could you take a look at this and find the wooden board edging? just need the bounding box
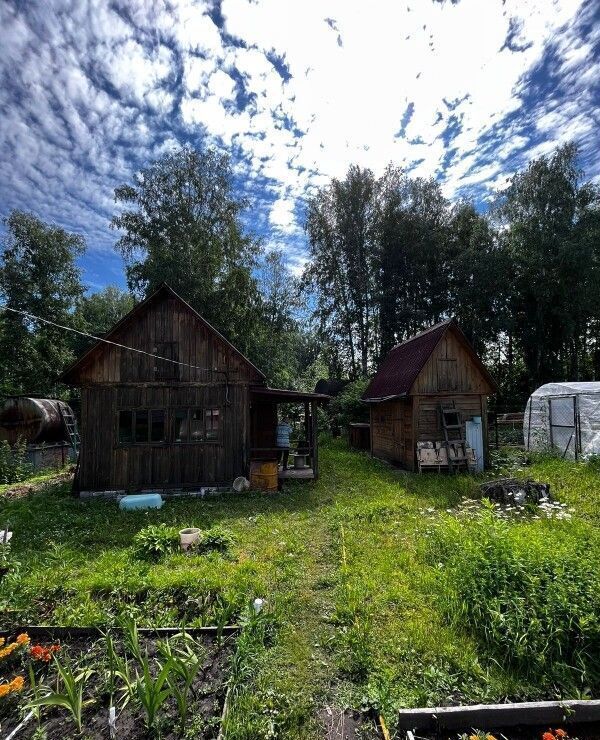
[0,625,240,640]
[396,700,600,730]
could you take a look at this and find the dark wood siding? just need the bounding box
[75,295,262,386]
[79,383,249,490]
[74,291,258,491]
[370,398,413,469]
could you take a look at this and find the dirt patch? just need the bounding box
[319,707,375,739]
[0,469,73,500]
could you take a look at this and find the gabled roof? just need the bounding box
[60,283,265,384]
[362,318,497,402]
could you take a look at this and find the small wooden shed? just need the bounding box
[61,284,327,493]
[362,319,497,471]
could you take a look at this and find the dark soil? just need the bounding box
[0,630,234,739]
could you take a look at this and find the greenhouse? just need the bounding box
[524,382,600,459]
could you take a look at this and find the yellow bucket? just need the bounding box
[250,459,278,491]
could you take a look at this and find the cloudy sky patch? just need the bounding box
[0,0,598,287]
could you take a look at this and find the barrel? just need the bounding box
[0,398,71,446]
[249,459,278,491]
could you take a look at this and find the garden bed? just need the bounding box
[0,626,236,739]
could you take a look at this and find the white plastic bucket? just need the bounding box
[179,527,201,551]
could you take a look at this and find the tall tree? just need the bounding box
[496,143,600,389]
[377,168,451,354]
[72,285,135,356]
[0,210,85,396]
[111,145,261,352]
[304,165,378,378]
[252,250,304,388]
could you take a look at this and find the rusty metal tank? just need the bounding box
[0,397,72,446]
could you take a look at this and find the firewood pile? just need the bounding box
[480,477,551,505]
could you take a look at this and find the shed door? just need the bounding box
[549,396,579,458]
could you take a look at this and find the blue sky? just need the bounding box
[0,0,599,291]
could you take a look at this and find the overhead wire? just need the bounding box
[0,303,224,375]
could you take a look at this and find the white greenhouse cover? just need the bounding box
[523,381,600,459]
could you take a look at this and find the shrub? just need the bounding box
[132,524,179,561]
[197,527,235,555]
[0,438,32,485]
[429,515,600,691]
[328,378,369,431]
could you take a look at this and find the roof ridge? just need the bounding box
[390,318,453,351]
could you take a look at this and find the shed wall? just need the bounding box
[79,384,249,490]
[74,295,262,385]
[411,330,494,395]
[370,398,414,468]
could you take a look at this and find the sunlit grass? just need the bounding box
[3,441,600,736]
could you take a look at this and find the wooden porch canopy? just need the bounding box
[249,387,329,479]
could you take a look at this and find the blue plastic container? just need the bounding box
[119,493,164,511]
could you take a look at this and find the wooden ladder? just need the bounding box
[57,402,80,456]
[439,401,470,473]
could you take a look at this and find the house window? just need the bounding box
[119,409,133,444]
[135,410,149,443]
[118,407,222,445]
[154,342,179,381]
[173,408,222,444]
[173,408,189,442]
[205,408,220,441]
[151,410,166,443]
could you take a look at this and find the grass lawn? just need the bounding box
[2,440,600,737]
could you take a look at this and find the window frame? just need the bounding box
[116,406,223,447]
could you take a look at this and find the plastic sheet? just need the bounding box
[523,382,600,459]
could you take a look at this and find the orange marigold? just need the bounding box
[555,731,567,739]
[9,676,24,692]
[16,633,29,645]
[486,735,498,740]
[0,637,5,647]
[543,732,555,740]
[0,684,10,698]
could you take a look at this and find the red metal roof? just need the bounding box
[362,320,452,401]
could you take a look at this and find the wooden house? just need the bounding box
[362,319,497,471]
[61,284,327,493]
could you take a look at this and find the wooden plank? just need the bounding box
[396,700,600,731]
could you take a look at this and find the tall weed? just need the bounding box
[429,514,600,692]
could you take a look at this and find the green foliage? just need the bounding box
[158,634,205,733]
[198,527,235,555]
[304,165,379,379]
[0,438,31,484]
[6,443,600,737]
[132,523,179,562]
[429,514,600,691]
[111,145,262,356]
[30,655,94,733]
[72,286,134,356]
[496,142,600,390]
[0,210,85,396]
[328,378,369,429]
[130,651,174,732]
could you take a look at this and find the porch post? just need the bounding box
[311,399,319,479]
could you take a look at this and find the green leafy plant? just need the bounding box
[30,655,94,734]
[197,527,235,554]
[0,438,32,484]
[131,651,174,732]
[159,634,204,733]
[132,523,178,561]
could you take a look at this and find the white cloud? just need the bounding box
[0,0,597,286]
